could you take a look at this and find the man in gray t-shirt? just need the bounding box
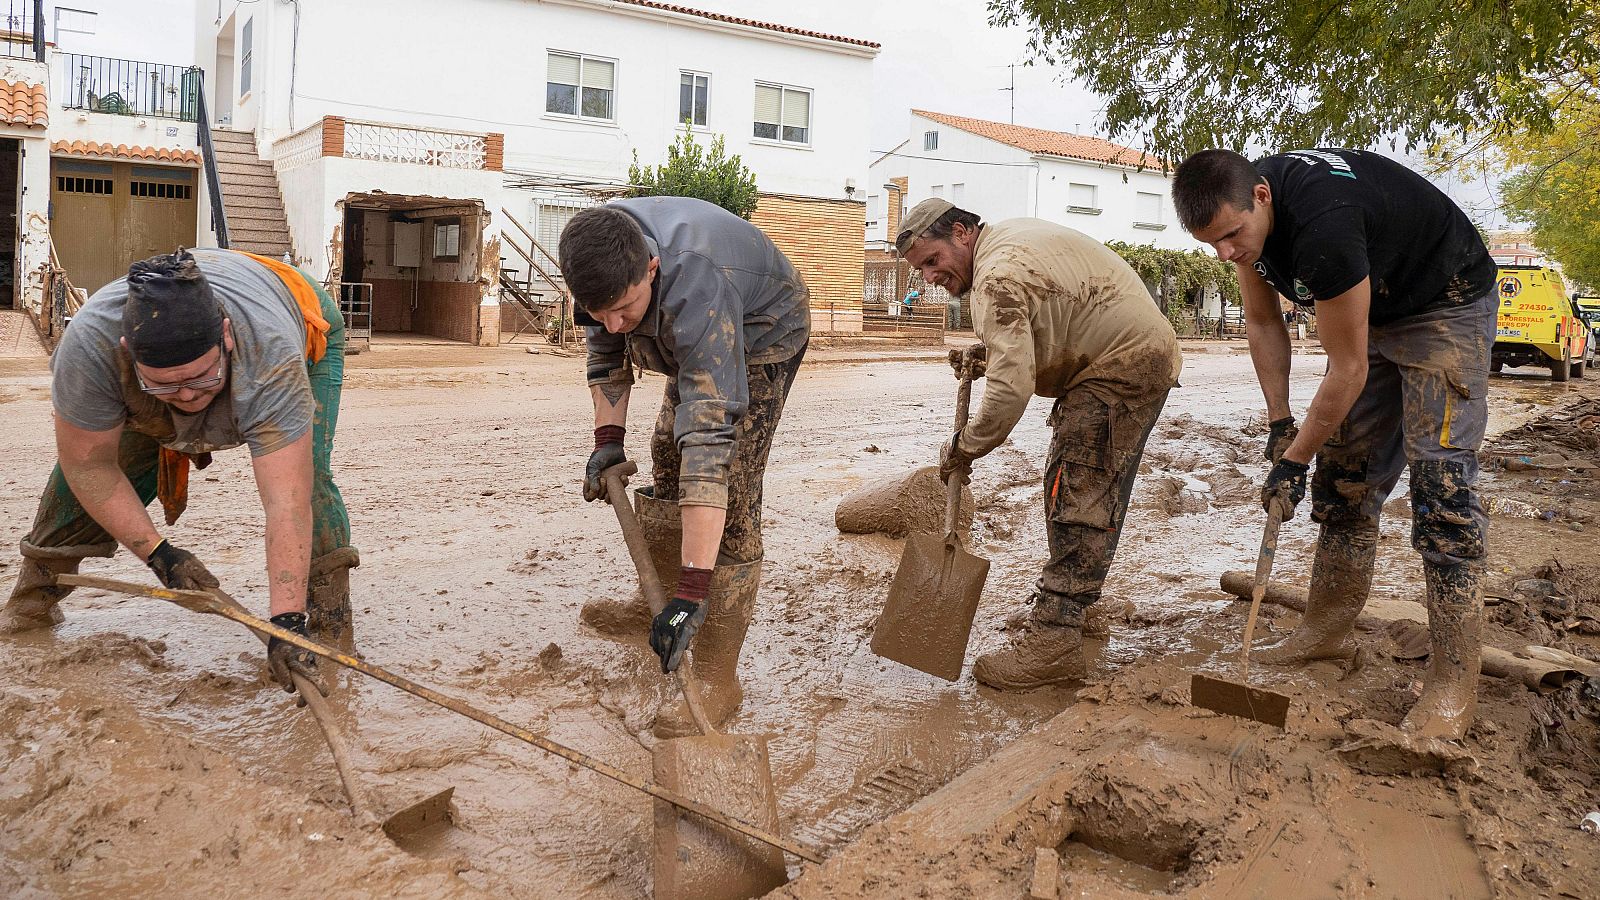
[2,249,356,698]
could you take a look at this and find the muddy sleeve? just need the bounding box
[668,254,746,509]
[585,327,634,386]
[961,275,1036,457]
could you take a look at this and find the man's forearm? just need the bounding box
[1281,365,1365,465]
[680,504,726,571]
[59,461,162,560]
[263,504,312,616]
[1244,309,1293,420]
[591,382,630,428]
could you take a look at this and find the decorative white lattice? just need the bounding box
[270,121,324,172]
[343,121,487,170]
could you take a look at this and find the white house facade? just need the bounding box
[868,110,1205,254]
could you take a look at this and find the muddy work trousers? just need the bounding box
[1034,386,1169,627]
[649,346,806,565]
[1310,291,1497,567]
[19,279,351,575]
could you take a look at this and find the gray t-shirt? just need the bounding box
[51,248,312,457]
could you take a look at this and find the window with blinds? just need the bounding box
[1135,191,1164,228]
[679,71,709,127]
[535,201,592,259]
[753,82,811,145]
[1067,182,1099,213]
[547,51,616,120]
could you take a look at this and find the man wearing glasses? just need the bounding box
[1,249,354,698]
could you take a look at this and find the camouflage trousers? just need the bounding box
[1034,385,1169,627]
[650,346,806,565]
[1312,290,1497,566]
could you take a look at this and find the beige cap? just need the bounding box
[895,198,955,255]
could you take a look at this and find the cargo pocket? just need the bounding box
[1045,393,1120,531]
[1439,367,1488,451]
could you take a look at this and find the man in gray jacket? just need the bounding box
[560,196,809,738]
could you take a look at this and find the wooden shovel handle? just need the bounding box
[601,464,718,738]
[1239,504,1284,679]
[944,373,973,539]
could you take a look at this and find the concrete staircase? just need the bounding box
[207,129,293,258]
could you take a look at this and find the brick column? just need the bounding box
[484,133,504,172]
[320,116,346,157]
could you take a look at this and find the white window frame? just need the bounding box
[54,7,96,39]
[1133,191,1166,230]
[545,50,618,124]
[951,183,965,206]
[752,81,812,148]
[239,17,253,99]
[923,130,939,151]
[1067,182,1100,215]
[433,220,461,260]
[678,70,710,129]
[930,185,944,199]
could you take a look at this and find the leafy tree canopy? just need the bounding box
[989,1,1600,160]
[628,125,760,219]
[1500,83,1600,292]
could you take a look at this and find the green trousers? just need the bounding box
[22,271,350,565]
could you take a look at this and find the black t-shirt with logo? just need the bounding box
[1253,149,1495,326]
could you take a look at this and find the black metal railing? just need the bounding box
[59,54,202,121]
[193,69,229,248]
[0,0,42,62]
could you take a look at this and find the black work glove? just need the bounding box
[650,598,707,674]
[1261,458,1310,520]
[267,611,326,703]
[583,425,627,502]
[1265,415,1299,464]
[145,539,221,591]
[940,430,974,485]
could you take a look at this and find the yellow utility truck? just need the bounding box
[1491,266,1590,381]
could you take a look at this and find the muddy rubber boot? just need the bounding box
[1256,522,1377,666]
[307,547,360,640]
[972,621,1088,690]
[1400,561,1484,741]
[582,488,681,635]
[654,558,761,738]
[1,555,79,634]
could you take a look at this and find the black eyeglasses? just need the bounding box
[136,346,228,396]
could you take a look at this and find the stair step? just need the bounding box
[213,162,276,177]
[209,131,257,145]
[219,181,285,196]
[217,192,283,208]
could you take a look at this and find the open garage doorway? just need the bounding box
[336,193,486,345]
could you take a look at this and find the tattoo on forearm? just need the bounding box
[598,382,628,407]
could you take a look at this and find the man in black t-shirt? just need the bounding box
[1172,149,1497,744]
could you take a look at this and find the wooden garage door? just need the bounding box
[51,159,199,295]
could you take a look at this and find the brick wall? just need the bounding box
[410,282,481,343]
[751,193,866,333]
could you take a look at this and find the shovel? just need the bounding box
[59,573,819,867]
[599,462,788,900]
[870,363,991,681]
[1189,504,1293,728]
[59,575,458,846]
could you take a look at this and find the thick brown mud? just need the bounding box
[1,339,1597,897]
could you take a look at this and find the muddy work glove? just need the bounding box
[1265,416,1299,464]
[144,539,221,591]
[649,566,712,673]
[1261,458,1310,520]
[940,430,975,485]
[266,611,326,702]
[583,425,627,502]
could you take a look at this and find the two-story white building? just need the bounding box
[867,110,1204,254]
[188,0,878,345]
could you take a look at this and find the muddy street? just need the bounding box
[3,340,1599,897]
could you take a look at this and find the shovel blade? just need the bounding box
[654,733,786,900]
[381,787,456,848]
[1189,674,1290,728]
[871,533,991,681]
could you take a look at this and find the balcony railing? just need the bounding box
[0,0,42,62]
[58,54,202,121]
[272,116,505,173]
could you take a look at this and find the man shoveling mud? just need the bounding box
[1173,149,1497,743]
[561,197,808,736]
[897,199,1182,689]
[0,249,359,696]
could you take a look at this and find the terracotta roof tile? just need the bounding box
[914,110,1160,169]
[51,140,201,165]
[0,79,47,129]
[611,0,878,49]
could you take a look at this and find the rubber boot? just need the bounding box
[653,558,761,738]
[1400,561,1484,741]
[581,488,680,635]
[1,555,78,634]
[1256,522,1377,665]
[972,619,1088,690]
[307,547,360,640]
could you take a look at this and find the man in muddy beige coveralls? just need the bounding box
[1173,149,1497,741]
[561,197,808,737]
[897,199,1182,689]
[0,249,357,696]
